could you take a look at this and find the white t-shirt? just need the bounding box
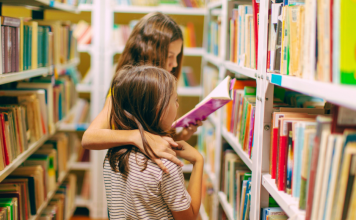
[103,152,191,220]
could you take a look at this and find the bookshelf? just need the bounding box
[262,174,305,220]
[267,73,356,110]
[177,86,203,97]
[199,0,356,219]
[0,1,86,219]
[113,46,205,57]
[71,162,91,171]
[75,196,91,209]
[200,204,209,220]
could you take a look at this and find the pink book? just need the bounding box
[174,76,235,128]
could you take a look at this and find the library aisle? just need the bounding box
[0,0,355,220]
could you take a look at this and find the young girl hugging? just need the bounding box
[104,65,204,220]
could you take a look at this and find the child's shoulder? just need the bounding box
[160,159,183,176]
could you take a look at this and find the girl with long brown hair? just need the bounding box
[82,12,203,173]
[104,65,203,220]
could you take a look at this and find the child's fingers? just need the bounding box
[157,152,184,167]
[162,136,179,147]
[196,120,203,126]
[165,147,177,157]
[153,158,169,174]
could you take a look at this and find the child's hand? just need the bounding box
[174,120,203,141]
[174,141,203,165]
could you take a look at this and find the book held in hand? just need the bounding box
[173,76,235,128]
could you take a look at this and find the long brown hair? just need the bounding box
[115,12,183,79]
[108,65,176,175]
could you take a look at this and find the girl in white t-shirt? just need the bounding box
[104,65,204,220]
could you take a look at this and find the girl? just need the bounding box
[82,12,203,173]
[104,65,203,220]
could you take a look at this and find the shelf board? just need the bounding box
[184,47,205,56]
[113,5,206,15]
[207,1,222,9]
[75,196,91,208]
[71,162,91,170]
[218,192,234,220]
[76,84,91,93]
[66,205,77,220]
[268,73,356,110]
[177,86,203,96]
[221,128,252,170]
[182,164,193,173]
[0,67,50,85]
[200,203,209,220]
[113,46,204,57]
[224,61,257,79]
[29,154,77,220]
[204,52,223,67]
[262,174,305,220]
[77,44,92,53]
[77,3,92,12]
[0,134,50,182]
[58,123,89,132]
[0,0,78,12]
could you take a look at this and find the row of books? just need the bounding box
[229,6,257,69]
[207,17,221,57]
[224,79,257,159]
[266,0,356,85]
[0,75,78,171]
[0,16,77,74]
[73,20,92,45]
[177,66,198,87]
[261,207,287,220]
[62,98,90,125]
[220,145,251,220]
[39,174,76,220]
[115,0,205,7]
[0,133,74,219]
[270,105,356,220]
[181,22,197,48]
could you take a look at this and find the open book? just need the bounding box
[173,76,235,128]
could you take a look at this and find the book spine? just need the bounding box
[271,127,279,179]
[15,27,20,72]
[11,27,16,72]
[0,114,10,165]
[286,123,293,194]
[1,26,5,74]
[252,0,260,69]
[28,26,32,70]
[278,135,287,190]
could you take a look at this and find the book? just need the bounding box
[174,76,234,128]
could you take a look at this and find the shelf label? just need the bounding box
[76,124,88,131]
[271,74,282,86]
[49,0,54,7]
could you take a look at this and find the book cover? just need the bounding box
[252,0,260,69]
[174,76,233,128]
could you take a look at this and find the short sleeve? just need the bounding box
[160,160,191,212]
